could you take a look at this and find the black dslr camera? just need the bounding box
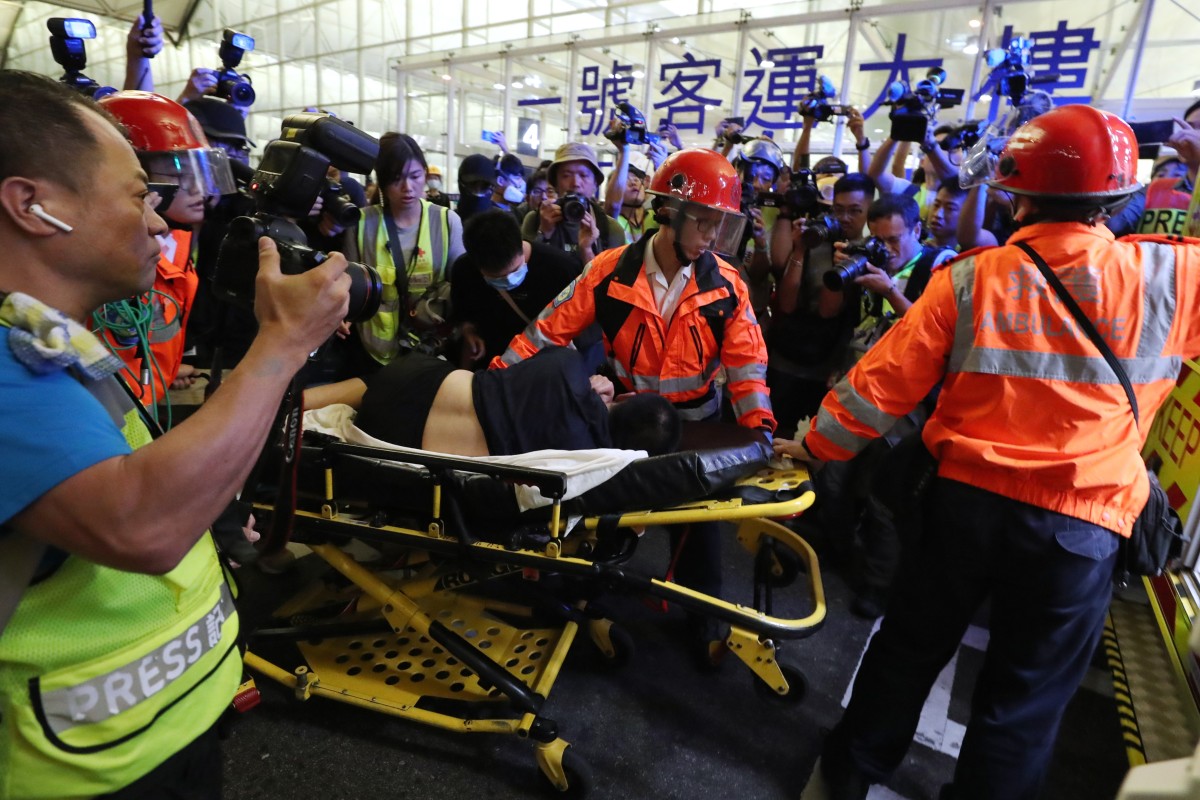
[213,113,382,322]
[797,75,849,123]
[47,18,116,100]
[824,237,891,290]
[215,29,256,109]
[754,170,824,220]
[885,67,964,143]
[603,102,661,147]
[557,192,588,223]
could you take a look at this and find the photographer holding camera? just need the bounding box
[521,142,624,268]
[0,70,350,798]
[766,172,874,436]
[732,137,788,319]
[602,103,671,244]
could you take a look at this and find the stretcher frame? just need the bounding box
[241,439,824,796]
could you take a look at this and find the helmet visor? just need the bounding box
[673,200,748,259]
[959,93,1055,190]
[140,148,238,197]
[958,126,1008,189]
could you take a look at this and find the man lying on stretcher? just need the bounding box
[304,346,680,457]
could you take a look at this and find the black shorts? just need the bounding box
[355,353,457,448]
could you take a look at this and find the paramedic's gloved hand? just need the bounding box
[773,437,824,471]
[253,237,350,364]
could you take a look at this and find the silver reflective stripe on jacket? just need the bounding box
[948,243,1181,383]
[38,584,236,735]
[811,378,898,455]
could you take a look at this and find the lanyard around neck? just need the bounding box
[383,201,425,277]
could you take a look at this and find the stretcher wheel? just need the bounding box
[754,663,808,704]
[539,746,594,797]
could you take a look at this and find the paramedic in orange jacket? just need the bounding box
[97,92,236,407]
[494,148,774,660]
[779,105,1200,799]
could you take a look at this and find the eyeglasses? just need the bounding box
[682,211,722,234]
[529,187,554,198]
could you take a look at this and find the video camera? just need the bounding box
[797,75,850,123]
[603,102,661,147]
[940,120,985,152]
[885,67,964,143]
[980,37,1060,108]
[215,29,256,108]
[824,236,891,290]
[213,113,382,322]
[47,18,116,100]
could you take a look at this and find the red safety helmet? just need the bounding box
[647,148,746,257]
[98,91,236,198]
[989,104,1140,199]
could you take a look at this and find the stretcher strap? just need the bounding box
[261,378,303,555]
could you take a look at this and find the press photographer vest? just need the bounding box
[1136,177,1192,236]
[352,200,452,364]
[0,357,241,799]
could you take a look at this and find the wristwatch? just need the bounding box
[855,137,871,151]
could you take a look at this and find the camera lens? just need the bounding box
[823,257,871,291]
[322,187,361,227]
[230,81,255,107]
[800,218,839,249]
[559,194,586,223]
[345,261,383,323]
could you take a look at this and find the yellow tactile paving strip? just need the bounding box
[1108,591,1199,764]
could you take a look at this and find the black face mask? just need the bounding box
[457,194,492,216]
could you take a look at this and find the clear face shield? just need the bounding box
[140,148,238,198]
[958,90,1054,189]
[667,199,748,259]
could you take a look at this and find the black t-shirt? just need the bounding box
[473,347,610,455]
[451,243,577,364]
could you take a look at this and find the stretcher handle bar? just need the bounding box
[328,442,569,498]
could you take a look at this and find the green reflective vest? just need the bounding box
[0,381,241,800]
[355,200,452,364]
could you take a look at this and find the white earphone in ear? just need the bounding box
[28,203,74,233]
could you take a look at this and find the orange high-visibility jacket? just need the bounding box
[109,229,197,404]
[492,235,775,431]
[805,222,1200,534]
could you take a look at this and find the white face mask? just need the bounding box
[427,179,443,192]
[502,179,526,204]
